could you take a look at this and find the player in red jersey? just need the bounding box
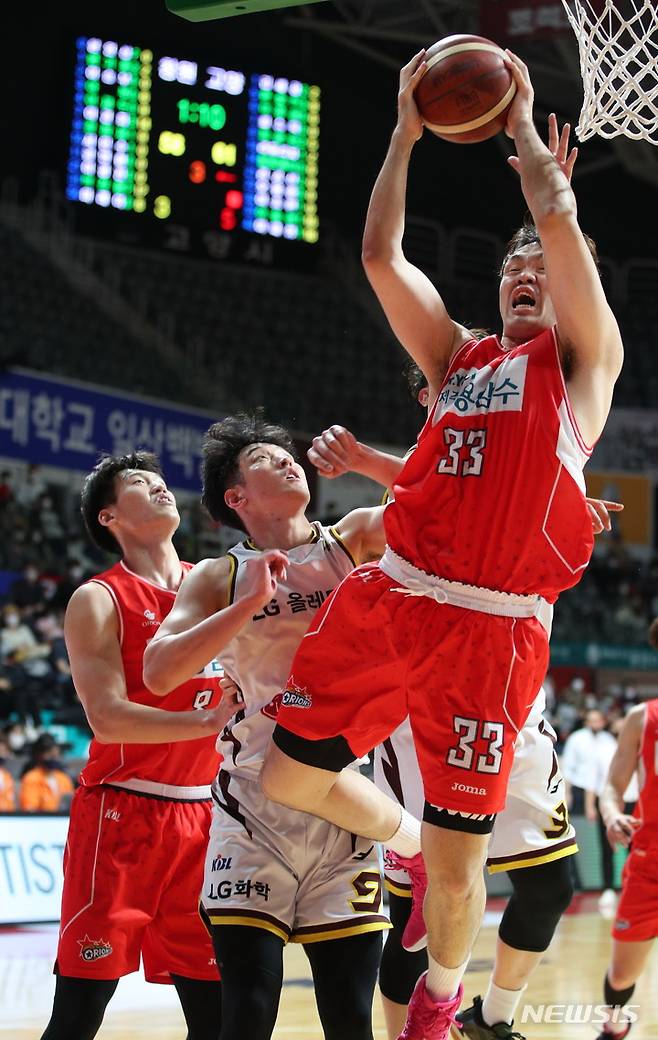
[261,51,624,1040]
[595,683,658,1036]
[308,398,621,1040]
[39,452,241,1040]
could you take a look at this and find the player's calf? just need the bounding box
[40,976,119,1040]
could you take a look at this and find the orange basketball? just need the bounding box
[414,35,517,144]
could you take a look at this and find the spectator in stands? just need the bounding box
[0,604,53,725]
[49,559,85,611]
[3,528,31,571]
[8,564,48,617]
[43,613,86,724]
[614,589,649,642]
[63,534,102,574]
[562,708,616,816]
[36,493,67,557]
[562,708,619,900]
[650,617,658,650]
[0,734,16,811]
[18,732,74,812]
[3,720,30,753]
[0,660,23,724]
[14,463,47,510]
[0,604,50,664]
[553,676,587,745]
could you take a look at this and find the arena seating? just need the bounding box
[0,223,186,404]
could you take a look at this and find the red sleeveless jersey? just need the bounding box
[79,560,223,790]
[384,328,594,601]
[633,699,658,851]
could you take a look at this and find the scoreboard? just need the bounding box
[66,36,320,262]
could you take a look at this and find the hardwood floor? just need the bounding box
[2,907,657,1038]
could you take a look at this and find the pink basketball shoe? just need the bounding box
[397,975,463,1040]
[386,849,428,951]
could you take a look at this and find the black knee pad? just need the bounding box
[499,856,574,953]
[378,892,428,1005]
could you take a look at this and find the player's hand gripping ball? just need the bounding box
[413,34,516,143]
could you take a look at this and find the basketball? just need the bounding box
[414,35,517,144]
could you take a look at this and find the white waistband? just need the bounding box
[106,778,212,801]
[379,547,542,620]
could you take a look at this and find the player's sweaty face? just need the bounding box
[239,444,309,499]
[499,245,556,336]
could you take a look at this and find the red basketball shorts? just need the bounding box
[276,564,549,816]
[613,848,658,942]
[56,785,219,983]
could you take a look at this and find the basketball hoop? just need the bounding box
[560,0,658,143]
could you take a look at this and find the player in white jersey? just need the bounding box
[143,414,392,1040]
[308,368,620,1040]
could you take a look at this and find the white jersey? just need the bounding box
[217,523,354,779]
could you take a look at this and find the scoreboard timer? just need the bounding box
[66,36,320,262]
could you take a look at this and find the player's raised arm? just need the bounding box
[598,705,643,848]
[66,583,242,743]
[308,424,405,486]
[361,51,472,385]
[143,550,287,695]
[504,52,623,445]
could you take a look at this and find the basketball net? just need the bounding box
[561,0,658,143]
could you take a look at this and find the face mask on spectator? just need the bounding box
[41,757,61,770]
[7,731,24,751]
[70,565,83,581]
[5,613,20,628]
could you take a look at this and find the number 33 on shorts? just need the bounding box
[447,716,504,774]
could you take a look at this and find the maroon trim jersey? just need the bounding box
[79,560,223,790]
[384,328,594,601]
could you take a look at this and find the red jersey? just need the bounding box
[384,327,594,601]
[79,560,223,791]
[633,699,658,851]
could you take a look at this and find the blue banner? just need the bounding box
[0,368,218,492]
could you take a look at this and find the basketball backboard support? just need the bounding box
[166,0,329,20]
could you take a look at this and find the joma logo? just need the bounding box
[451,782,487,796]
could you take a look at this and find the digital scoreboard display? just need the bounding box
[66,36,320,261]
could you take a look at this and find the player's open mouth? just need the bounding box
[512,290,536,308]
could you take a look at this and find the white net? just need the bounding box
[561,0,658,142]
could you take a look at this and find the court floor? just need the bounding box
[2,898,657,1038]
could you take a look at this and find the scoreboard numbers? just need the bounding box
[66,35,320,254]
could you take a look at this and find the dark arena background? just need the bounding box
[1,1,657,1037]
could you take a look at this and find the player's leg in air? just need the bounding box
[375,700,576,1040]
